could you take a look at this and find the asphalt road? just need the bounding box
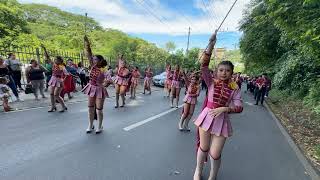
[0,87,312,180]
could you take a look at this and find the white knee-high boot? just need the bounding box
[86,106,95,133]
[95,109,103,134]
[193,148,208,180]
[208,155,221,180]
[183,114,192,131]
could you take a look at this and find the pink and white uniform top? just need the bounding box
[165,67,172,86]
[48,64,68,88]
[194,65,243,137]
[131,70,141,86]
[82,66,112,99]
[114,60,129,86]
[183,80,199,105]
[171,70,182,88]
[144,71,153,81]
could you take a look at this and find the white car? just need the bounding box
[152,72,166,87]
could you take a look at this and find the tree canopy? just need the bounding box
[240,0,320,113]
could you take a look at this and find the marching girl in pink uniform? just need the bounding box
[193,31,243,180]
[130,66,141,99]
[164,64,172,97]
[82,55,112,134]
[48,56,69,113]
[170,65,183,108]
[143,67,153,95]
[114,56,130,108]
[178,72,200,131]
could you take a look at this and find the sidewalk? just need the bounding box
[0,84,160,113]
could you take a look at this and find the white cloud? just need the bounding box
[19,0,251,35]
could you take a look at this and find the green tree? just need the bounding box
[0,0,29,46]
[165,41,176,53]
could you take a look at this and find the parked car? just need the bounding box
[152,72,166,87]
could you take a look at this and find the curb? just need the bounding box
[265,101,320,180]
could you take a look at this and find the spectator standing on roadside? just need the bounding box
[6,53,24,91]
[25,59,47,100]
[0,56,22,102]
[44,59,53,91]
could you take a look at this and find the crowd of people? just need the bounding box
[245,74,272,106]
[0,30,248,180]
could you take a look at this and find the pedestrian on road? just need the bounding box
[82,55,112,134]
[44,59,53,91]
[25,59,47,100]
[6,53,24,91]
[0,56,22,102]
[143,67,153,95]
[255,74,267,105]
[77,62,88,89]
[193,31,243,180]
[0,77,13,112]
[164,64,172,97]
[170,64,183,108]
[130,66,141,99]
[178,71,200,131]
[114,55,130,108]
[47,56,69,112]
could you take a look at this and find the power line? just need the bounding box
[134,0,176,34]
[201,0,217,28]
[198,0,239,62]
[207,0,221,26]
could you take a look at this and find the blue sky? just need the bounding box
[19,0,250,50]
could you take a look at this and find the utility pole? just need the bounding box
[84,13,88,35]
[186,27,191,54]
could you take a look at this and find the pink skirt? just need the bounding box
[144,77,151,85]
[171,80,181,89]
[48,76,63,88]
[183,95,197,105]
[82,83,109,99]
[194,107,233,137]
[114,76,128,86]
[131,77,139,87]
[165,79,172,87]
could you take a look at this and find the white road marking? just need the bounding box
[123,104,184,131]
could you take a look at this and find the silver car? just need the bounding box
[152,72,166,87]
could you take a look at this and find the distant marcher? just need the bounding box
[48,56,69,112]
[255,75,266,105]
[25,59,47,100]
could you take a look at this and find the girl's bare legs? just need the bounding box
[148,81,151,94]
[54,86,67,112]
[95,97,105,133]
[175,88,181,108]
[178,103,190,130]
[170,86,175,107]
[48,86,56,112]
[130,85,134,98]
[134,85,137,98]
[208,136,226,180]
[194,128,211,180]
[183,104,195,131]
[87,96,96,133]
[115,84,120,108]
[120,85,127,107]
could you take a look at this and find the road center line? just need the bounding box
[123,104,184,131]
